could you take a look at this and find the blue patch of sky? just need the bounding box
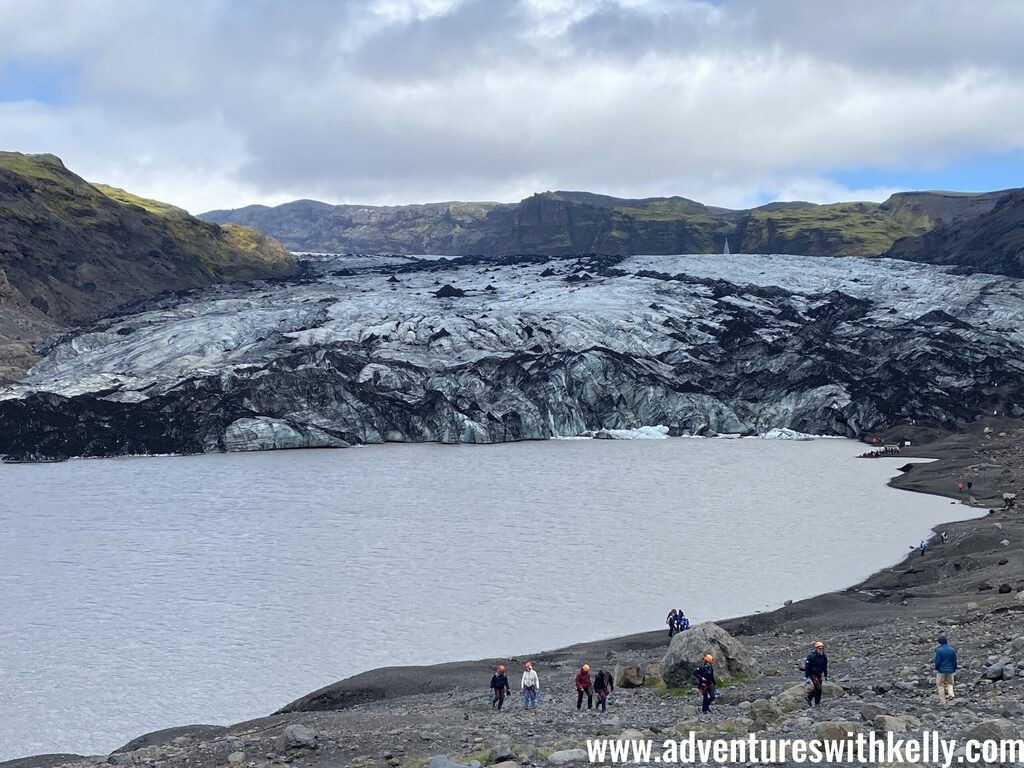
[0,60,79,104]
[830,150,1024,194]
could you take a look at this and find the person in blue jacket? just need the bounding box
[803,641,828,707]
[934,635,958,703]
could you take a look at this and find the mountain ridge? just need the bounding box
[201,187,1017,268]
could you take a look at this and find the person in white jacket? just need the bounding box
[521,661,540,709]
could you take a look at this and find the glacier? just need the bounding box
[2,251,1023,460]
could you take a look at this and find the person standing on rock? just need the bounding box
[919,539,927,557]
[575,664,594,710]
[803,641,829,707]
[521,661,539,709]
[934,635,958,704]
[667,609,678,637]
[693,655,716,714]
[490,665,511,711]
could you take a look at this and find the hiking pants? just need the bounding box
[493,690,506,710]
[806,675,823,706]
[577,687,593,709]
[936,673,955,702]
[523,687,537,709]
[700,685,713,713]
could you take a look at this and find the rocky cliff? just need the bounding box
[0,152,297,379]
[3,251,1024,461]
[885,188,1024,277]
[201,188,1012,265]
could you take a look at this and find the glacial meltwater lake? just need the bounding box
[0,438,969,759]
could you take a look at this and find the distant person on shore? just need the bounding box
[521,661,539,709]
[575,664,594,710]
[940,531,949,543]
[594,668,611,712]
[1003,492,1017,509]
[666,609,678,637]
[956,480,964,493]
[803,641,829,708]
[677,611,690,632]
[934,635,958,703]
[919,540,927,556]
[693,655,716,714]
[490,665,511,711]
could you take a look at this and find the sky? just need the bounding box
[1,0,1024,214]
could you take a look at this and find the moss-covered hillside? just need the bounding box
[0,151,295,378]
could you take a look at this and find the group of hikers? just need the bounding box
[488,662,615,712]
[666,608,690,636]
[857,444,903,458]
[488,634,959,716]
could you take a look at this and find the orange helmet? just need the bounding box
[814,641,825,649]
[582,664,590,672]
[525,661,533,669]
[497,665,506,672]
[704,654,714,663]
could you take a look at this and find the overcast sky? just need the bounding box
[2,0,1023,214]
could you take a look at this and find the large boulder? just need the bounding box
[660,622,759,687]
[613,664,646,689]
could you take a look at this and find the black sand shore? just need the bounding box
[9,420,1024,768]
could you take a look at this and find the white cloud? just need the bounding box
[1,0,1022,213]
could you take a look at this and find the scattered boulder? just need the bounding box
[660,622,759,686]
[428,757,472,768]
[874,715,909,733]
[775,681,845,712]
[998,583,1012,593]
[983,662,1005,681]
[613,664,646,689]
[750,698,783,725]
[958,718,1021,742]
[815,721,860,744]
[547,749,587,765]
[488,746,515,764]
[283,724,317,749]
[859,703,888,721]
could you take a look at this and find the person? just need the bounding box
[940,530,949,543]
[677,612,690,632]
[803,641,829,708]
[919,539,927,557]
[594,668,611,712]
[1003,492,1017,510]
[490,665,511,711]
[934,635,958,704]
[521,661,539,709]
[666,609,678,638]
[575,664,594,710]
[956,480,964,493]
[693,655,716,714]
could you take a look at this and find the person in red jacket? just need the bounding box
[575,663,594,710]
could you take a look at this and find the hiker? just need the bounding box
[521,661,540,709]
[575,664,594,710]
[666,609,678,637]
[803,641,829,708]
[677,611,690,632]
[956,480,964,493]
[490,665,511,710]
[934,635,958,704]
[594,668,611,712]
[940,530,949,543]
[919,539,927,556]
[693,655,716,714]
